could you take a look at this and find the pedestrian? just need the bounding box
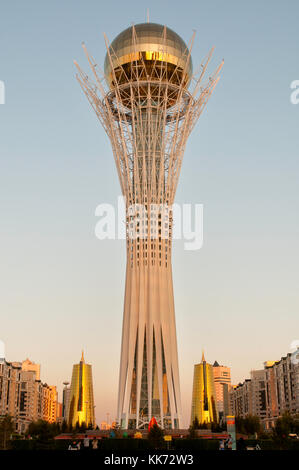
[92,437,98,450]
[83,434,90,451]
[77,440,82,451]
[219,439,225,450]
[237,437,246,451]
[68,440,78,451]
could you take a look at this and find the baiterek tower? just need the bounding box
[75,22,223,429]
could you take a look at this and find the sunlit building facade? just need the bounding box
[213,361,231,421]
[21,358,40,381]
[0,358,58,433]
[76,22,222,429]
[42,384,58,424]
[191,352,219,425]
[67,352,95,428]
[230,352,299,429]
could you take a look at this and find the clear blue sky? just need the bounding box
[0,0,298,426]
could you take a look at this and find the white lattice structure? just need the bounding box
[75,22,223,429]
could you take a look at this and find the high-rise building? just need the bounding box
[191,352,219,425]
[230,369,268,424]
[229,351,299,429]
[62,381,71,422]
[0,358,59,433]
[67,352,95,428]
[229,380,252,419]
[21,359,40,381]
[75,22,222,429]
[42,384,58,423]
[56,402,63,424]
[264,354,299,428]
[213,361,231,421]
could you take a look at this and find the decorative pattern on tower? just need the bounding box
[75,22,223,429]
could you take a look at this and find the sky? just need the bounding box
[0,0,298,427]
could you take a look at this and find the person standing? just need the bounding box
[83,434,90,451]
[92,437,98,450]
[68,440,78,451]
[237,437,246,451]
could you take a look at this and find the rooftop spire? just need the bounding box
[202,350,206,362]
[81,350,85,363]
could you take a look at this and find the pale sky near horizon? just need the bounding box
[0,0,299,427]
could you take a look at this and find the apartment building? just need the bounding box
[0,359,59,433]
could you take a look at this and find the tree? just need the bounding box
[192,417,200,429]
[211,421,223,433]
[75,420,80,432]
[148,423,164,448]
[188,425,196,439]
[27,420,61,441]
[188,417,200,438]
[0,415,14,450]
[235,417,245,434]
[236,415,261,436]
[244,415,261,436]
[79,421,87,432]
[61,420,68,433]
[198,421,208,429]
[273,413,299,439]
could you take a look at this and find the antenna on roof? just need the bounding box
[146,8,150,23]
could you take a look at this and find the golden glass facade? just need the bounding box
[191,353,219,425]
[67,352,95,428]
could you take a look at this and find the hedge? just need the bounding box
[10,437,299,451]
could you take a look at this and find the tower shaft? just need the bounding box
[118,96,181,429]
[119,261,180,428]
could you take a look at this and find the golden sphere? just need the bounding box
[104,23,193,90]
